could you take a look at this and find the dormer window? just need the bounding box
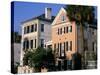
[61,15,66,21]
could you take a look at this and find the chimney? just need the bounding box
[45,8,52,20]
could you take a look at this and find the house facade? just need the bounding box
[19,8,55,73]
[52,8,78,70]
[51,8,97,70]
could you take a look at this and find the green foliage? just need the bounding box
[11,32,21,43]
[23,50,34,66]
[23,47,55,72]
[66,5,95,24]
[85,51,97,61]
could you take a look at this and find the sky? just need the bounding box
[12,1,97,34]
[13,1,65,34]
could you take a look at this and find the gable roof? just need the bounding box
[21,14,55,24]
[51,7,67,26]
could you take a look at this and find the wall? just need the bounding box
[14,43,21,65]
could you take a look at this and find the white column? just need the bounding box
[33,39,35,49]
[20,27,24,66]
[29,39,30,50]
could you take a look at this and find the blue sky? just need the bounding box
[12,1,97,34]
[13,1,65,34]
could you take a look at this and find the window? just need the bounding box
[64,27,66,33]
[60,28,62,34]
[64,42,65,54]
[92,42,96,51]
[27,26,30,33]
[58,43,59,53]
[41,24,44,32]
[41,39,44,47]
[70,41,72,51]
[61,15,66,21]
[68,26,72,32]
[64,42,66,50]
[94,42,97,52]
[30,40,33,48]
[24,27,26,34]
[66,27,68,33]
[60,43,62,57]
[23,41,25,49]
[84,39,88,50]
[61,43,64,57]
[31,25,34,32]
[26,40,29,49]
[54,44,56,50]
[66,41,68,51]
[35,24,37,31]
[92,42,94,51]
[35,39,37,48]
[58,28,59,35]
[70,26,72,32]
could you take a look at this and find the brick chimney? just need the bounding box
[45,8,52,20]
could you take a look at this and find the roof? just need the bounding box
[21,14,55,24]
[51,7,67,26]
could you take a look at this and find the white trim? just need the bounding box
[52,22,72,28]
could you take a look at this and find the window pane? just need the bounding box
[35,24,37,31]
[58,43,59,53]
[70,41,72,51]
[61,43,64,57]
[34,39,37,48]
[27,26,30,33]
[60,43,62,56]
[66,41,68,51]
[64,42,65,55]
[94,42,97,52]
[41,39,44,47]
[58,28,59,35]
[92,42,94,51]
[31,25,34,32]
[41,24,44,32]
[61,15,65,21]
[66,27,68,33]
[30,40,33,48]
[26,40,29,49]
[70,26,72,32]
[60,28,62,34]
[68,26,72,32]
[64,27,66,33]
[23,41,25,49]
[54,43,56,50]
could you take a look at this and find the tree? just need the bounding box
[65,5,96,69]
[23,47,55,72]
[66,5,95,24]
[11,32,21,43]
[23,50,33,66]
